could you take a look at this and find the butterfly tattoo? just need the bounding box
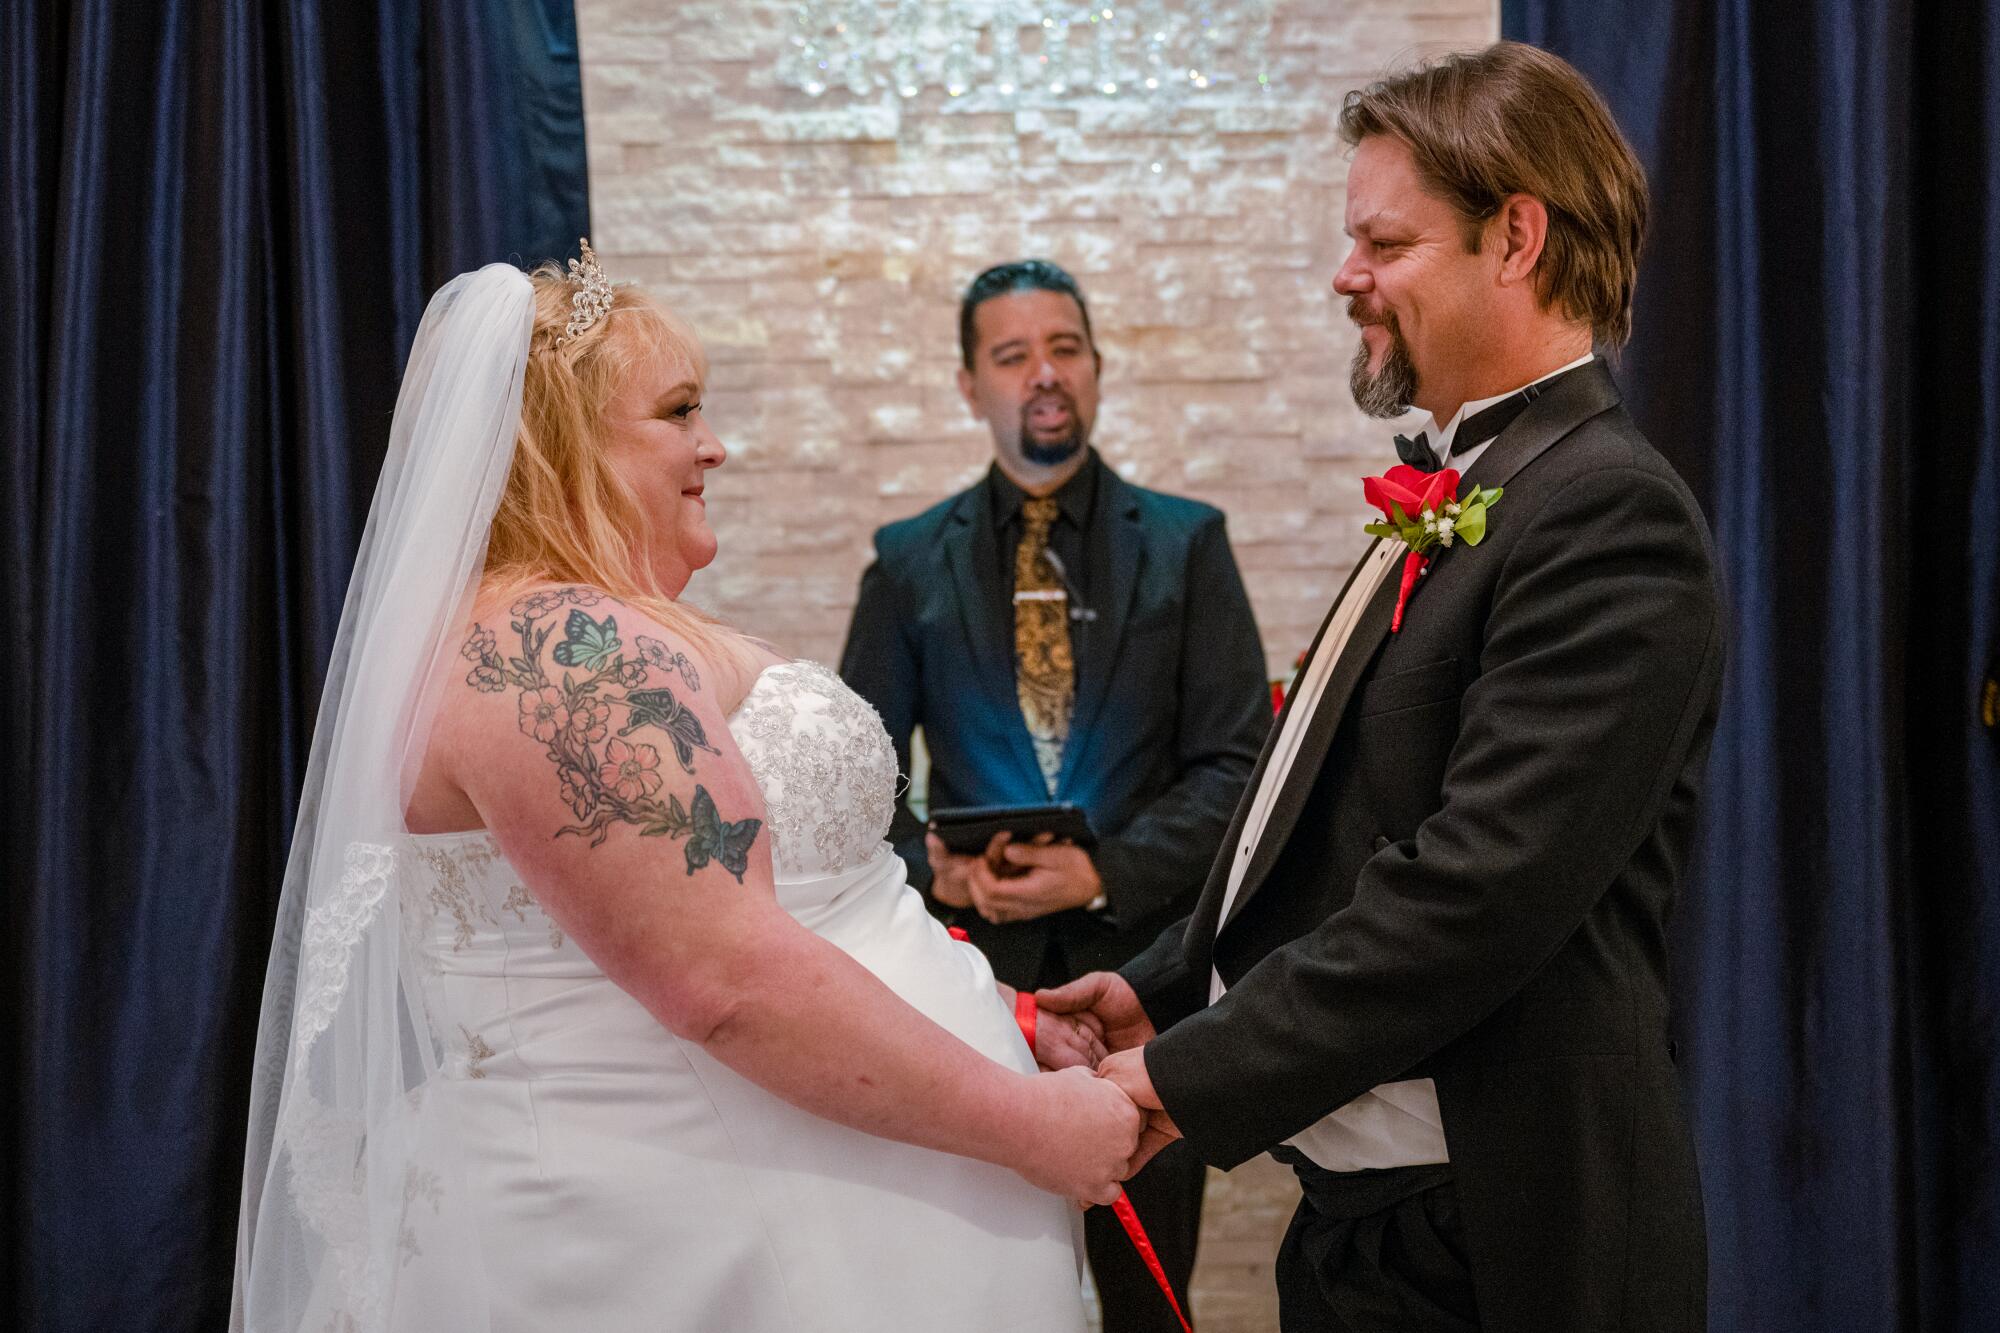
[619,685,720,773]
[684,785,761,882]
[552,610,622,672]
[483,589,758,876]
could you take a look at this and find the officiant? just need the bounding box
[839,259,1270,1328]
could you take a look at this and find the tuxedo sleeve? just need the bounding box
[837,550,933,895]
[1090,516,1268,924]
[1119,913,1211,1032]
[1143,466,1722,1169]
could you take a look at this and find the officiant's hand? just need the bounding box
[967,837,1102,923]
[925,831,1010,910]
[1035,970,1157,1055]
[1097,1047,1183,1175]
[1011,1067,1142,1205]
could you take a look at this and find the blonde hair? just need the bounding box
[484,262,747,670]
[1339,42,1649,348]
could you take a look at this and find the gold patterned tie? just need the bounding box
[1014,497,1074,796]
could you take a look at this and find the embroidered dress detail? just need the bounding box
[729,660,899,878]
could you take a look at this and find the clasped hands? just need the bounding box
[1007,970,1184,1193]
[936,838,1178,1196]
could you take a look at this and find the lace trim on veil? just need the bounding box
[281,841,401,1325]
[293,842,397,1058]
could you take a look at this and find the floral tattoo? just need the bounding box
[460,586,762,881]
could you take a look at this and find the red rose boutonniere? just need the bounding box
[1361,464,1505,632]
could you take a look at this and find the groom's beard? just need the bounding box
[1348,302,1420,419]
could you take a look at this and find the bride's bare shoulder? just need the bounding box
[410,582,784,980]
[411,583,763,829]
[450,582,736,713]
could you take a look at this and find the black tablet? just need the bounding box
[927,802,1098,856]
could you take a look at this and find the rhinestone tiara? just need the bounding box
[554,237,615,346]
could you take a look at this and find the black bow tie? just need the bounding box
[1393,430,1437,472]
[1389,376,1563,473]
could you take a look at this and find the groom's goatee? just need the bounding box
[1348,306,1419,419]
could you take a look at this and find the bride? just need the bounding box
[232,247,1139,1332]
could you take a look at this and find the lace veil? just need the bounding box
[232,263,535,1331]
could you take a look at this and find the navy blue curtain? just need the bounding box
[1504,3,2000,1330]
[0,1,587,1327]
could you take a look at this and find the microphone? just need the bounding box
[1040,548,1098,623]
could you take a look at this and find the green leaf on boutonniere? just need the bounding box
[1390,501,1411,525]
[1480,486,1504,506]
[1364,522,1400,540]
[1454,502,1488,545]
[1400,523,1425,546]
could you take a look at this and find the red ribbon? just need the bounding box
[1010,995,1192,1332]
[1113,1193,1193,1333]
[1391,548,1430,633]
[1015,989,1040,1051]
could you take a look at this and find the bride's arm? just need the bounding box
[436,588,1139,1201]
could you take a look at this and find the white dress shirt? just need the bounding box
[1207,353,1595,1173]
[1417,351,1596,473]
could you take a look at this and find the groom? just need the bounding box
[1043,42,1721,1332]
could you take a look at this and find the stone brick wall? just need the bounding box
[580,0,1496,679]
[578,3,1495,1327]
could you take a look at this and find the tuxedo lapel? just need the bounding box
[1057,471,1143,793]
[1217,361,1625,931]
[1222,543,1399,930]
[1177,540,1380,952]
[1421,359,1625,588]
[1459,358,1622,496]
[942,481,1047,792]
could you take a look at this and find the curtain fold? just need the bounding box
[0,2,587,1328]
[1505,3,2000,1329]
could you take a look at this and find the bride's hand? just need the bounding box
[993,983,1107,1070]
[1008,1067,1141,1205]
[1034,1008,1108,1070]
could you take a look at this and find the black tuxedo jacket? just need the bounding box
[839,459,1270,988]
[1124,362,1721,1332]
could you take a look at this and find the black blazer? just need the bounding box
[839,458,1270,988]
[1124,363,1721,1332]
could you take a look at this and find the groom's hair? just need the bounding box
[1339,41,1648,349]
[959,259,1098,369]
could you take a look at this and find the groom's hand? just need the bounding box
[1097,1047,1183,1175]
[1036,971,1157,1055]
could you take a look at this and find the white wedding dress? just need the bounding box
[394,660,1086,1332]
